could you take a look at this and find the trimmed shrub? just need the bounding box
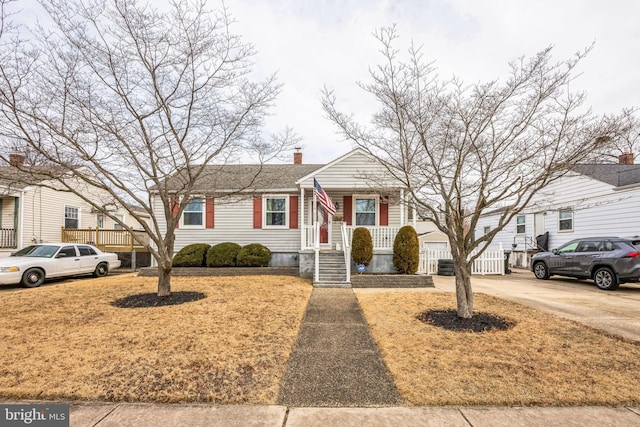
[393,225,420,274]
[351,227,373,266]
[236,243,271,267]
[206,242,242,267]
[172,243,211,267]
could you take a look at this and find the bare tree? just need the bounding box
[322,26,623,318]
[587,108,640,163]
[0,0,293,296]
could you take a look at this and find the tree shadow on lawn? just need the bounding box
[417,309,515,333]
[112,291,206,308]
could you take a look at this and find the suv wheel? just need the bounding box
[533,262,550,280]
[593,267,619,291]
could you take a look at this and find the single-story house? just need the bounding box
[476,153,640,268]
[153,148,418,284]
[0,153,150,257]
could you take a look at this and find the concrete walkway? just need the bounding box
[277,288,400,406]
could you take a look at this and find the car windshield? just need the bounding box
[11,245,60,258]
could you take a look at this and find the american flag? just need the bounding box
[314,178,336,216]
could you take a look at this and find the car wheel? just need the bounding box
[22,268,45,288]
[93,262,109,278]
[593,267,619,291]
[533,262,550,280]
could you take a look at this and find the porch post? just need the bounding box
[400,189,405,226]
[300,187,305,249]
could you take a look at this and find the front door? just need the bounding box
[318,205,330,245]
[310,201,331,246]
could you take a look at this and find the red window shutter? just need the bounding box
[289,195,299,229]
[171,196,180,229]
[206,197,215,228]
[343,196,352,225]
[380,196,389,226]
[253,196,262,229]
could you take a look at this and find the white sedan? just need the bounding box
[0,243,121,288]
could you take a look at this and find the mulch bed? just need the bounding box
[112,291,206,308]
[417,309,515,333]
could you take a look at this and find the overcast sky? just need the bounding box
[16,0,640,164]
[226,0,640,163]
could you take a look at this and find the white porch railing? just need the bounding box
[303,224,316,250]
[419,243,505,275]
[341,222,351,283]
[344,226,400,250]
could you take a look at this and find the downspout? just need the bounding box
[18,189,25,249]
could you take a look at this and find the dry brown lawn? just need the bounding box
[0,274,312,404]
[356,290,640,406]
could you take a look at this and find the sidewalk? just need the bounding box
[64,403,640,426]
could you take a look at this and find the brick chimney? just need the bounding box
[618,152,634,165]
[9,153,25,167]
[293,147,302,164]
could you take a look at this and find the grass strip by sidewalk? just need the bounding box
[356,290,640,406]
[0,274,311,404]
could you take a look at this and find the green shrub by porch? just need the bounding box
[236,243,271,267]
[351,227,373,266]
[206,242,242,267]
[172,243,211,267]
[393,225,420,274]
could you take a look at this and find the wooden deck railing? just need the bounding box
[61,227,150,252]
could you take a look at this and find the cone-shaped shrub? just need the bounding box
[351,227,373,266]
[172,243,211,267]
[393,225,420,274]
[236,243,271,267]
[206,242,242,267]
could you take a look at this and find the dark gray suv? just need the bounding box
[531,237,640,290]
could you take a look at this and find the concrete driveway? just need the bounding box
[432,269,640,342]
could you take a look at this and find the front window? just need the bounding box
[265,196,287,227]
[483,226,491,235]
[559,209,573,231]
[355,197,376,226]
[65,206,79,229]
[516,215,526,234]
[96,214,104,228]
[114,214,124,230]
[183,198,204,226]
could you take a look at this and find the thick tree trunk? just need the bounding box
[453,259,474,318]
[156,257,172,297]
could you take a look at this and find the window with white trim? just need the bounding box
[516,215,526,234]
[114,214,124,230]
[96,214,104,228]
[65,206,79,229]
[264,196,288,227]
[483,226,491,235]
[558,209,573,231]
[182,198,204,227]
[355,196,377,226]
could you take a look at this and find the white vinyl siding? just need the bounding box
[161,195,301,254]
[476,173,640,251]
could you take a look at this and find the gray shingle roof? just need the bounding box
[161,164,324,193]
[572,164,640,187]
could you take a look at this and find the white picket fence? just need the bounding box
[418,243,506,275]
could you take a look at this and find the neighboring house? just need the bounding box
[476,154,640,268]
[153,148,417,284]
[0,154,149,258]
